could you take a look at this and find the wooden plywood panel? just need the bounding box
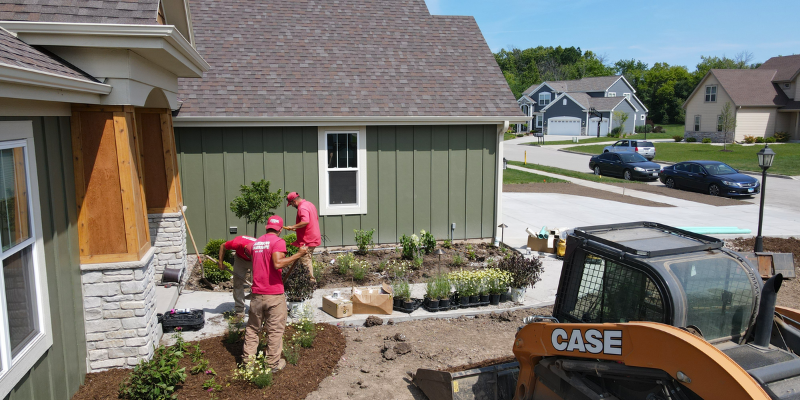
[138,112,169,210]
[465,125,483,238]
[360,127,379,233]
[413,126,431,234]
[482,126,497,238]
[263,127,285,236]
[448,126,467,240]
[395,126,414,238]
[201,128,226,243]
[430,126,449,240]
[78,111,127,255]
[175,128,207,252]
[223,127,245,238]
[377,126,397,243]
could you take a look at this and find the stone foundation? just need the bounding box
[148,210,187,282]
[684,131,733,143]
[81,248,159,371]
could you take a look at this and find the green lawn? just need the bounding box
[508,161,644,184]
[531,124,684,146]
[504,132,517,141]
[504,168,569,184]
[562,143,800,176]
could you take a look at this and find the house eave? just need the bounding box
[0,62,112,95]
[172,115,529,127]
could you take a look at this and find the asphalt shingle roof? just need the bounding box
[555,92,626,111]
[0,0,160,25]
[758,54,800,82]
[0,27,97,82]
[177,0,521,118]
[711,69,788,107]
[524,76,622,96]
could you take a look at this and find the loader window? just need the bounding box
[559,254,666,324]
[667,256,756,341]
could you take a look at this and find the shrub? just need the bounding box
[312,259,326,284]
[452,254,465,267]
[774,131,791,142]
[686,137,697,143]
[673,135,683,142]
[283,263,314,301]
[498,254,543,288]
[755,136,765,143]
[252,371,273,389]
[765,137,776,143]
[702,138,712,143]
[351,260,369,282]
[283,341,300,365]
[283,233,298,256]
[223,314,245,344]
[336,253,354,275]
[420,230,436,254]
[442,239,452,249]
[635,124,653,133]
[465,244,477,261]
[608,127,622,137]
[204,239,233,264]
[433,274,451,300]
[399,234,422,260]
[653,126,664,133]
[353,229,375,255]
[385,260,409,279]
[743,135,756,144]
[233,353,273,388]
[119,344,187,400]
[394,280,411,301]
[203,259,232,284]
[411,256,423,270]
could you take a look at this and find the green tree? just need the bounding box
[613,59,649,92]
[612,111,630,134]
[719,101,737,151]
[229,180,283,237]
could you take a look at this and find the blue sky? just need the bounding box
[424,0,798,72]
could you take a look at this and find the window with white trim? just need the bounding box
[536,115,543,128]
[641,114,646,121]
[607,92,616,97]
[694,115,701,132]
[0,122,51,399]
[317,127,367,215]
[538,92,551,106]
[623,93,631,100]
[705,85,717,102]
[717,115,724,132]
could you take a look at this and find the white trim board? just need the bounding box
[0,62,111,94]
[173,116,525,127]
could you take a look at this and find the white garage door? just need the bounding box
[547,117,582,135]
[588,117,609,137]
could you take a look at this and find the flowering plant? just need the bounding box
[233,352,273,388]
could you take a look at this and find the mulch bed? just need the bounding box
[726,237,800,309]
[72,324,346,400]
[608,182,747,207]
[503,183,674,207]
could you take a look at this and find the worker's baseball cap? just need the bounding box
[266,215,283,232]
[286,192,299,206]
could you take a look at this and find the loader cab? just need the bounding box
[554,222,761,344]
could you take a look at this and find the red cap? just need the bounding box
[286,192,300,206]
[265,215,283,232]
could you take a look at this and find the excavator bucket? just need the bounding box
[413,361,519,400]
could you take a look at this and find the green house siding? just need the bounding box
[175,125,498,250]
[0,117,86,400]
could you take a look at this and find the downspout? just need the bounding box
[493,121,509,246]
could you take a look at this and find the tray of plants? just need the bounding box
[158,309,205,332]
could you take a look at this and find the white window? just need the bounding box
[641,114,646,121]
[536,115,543,128]
[717,115,724,132]
[563,98,567,106]
[694,115,701,132]
[0,122,51,399]
[317,126,367,215]
[705,85,717,102]
[607,92,616,97]
[623,93,631,100]
[538,92,551,106]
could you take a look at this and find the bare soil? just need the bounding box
[609,182,748,207]
[305,306,552,400]
[503,183,674,207]
[726,237,800,308]
[72,323,346,400]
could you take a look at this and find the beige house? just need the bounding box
[683,55,800,142]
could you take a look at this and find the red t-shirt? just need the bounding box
[293,200,321,247]
[223,236,257,261]
[250,233,287,295]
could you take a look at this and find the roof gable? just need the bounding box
[712,69,787,107]
[0,0,162,25]
[759,54,800,82]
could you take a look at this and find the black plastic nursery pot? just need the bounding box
[428,299,440,311]
[480,294,489,303]
[469,295,479,306]
[460,296,469,307]
[489,294,500,305]
[394,297,402,308]
[500,292,510,302]
[403,300,414,313]
[440,298,450,310]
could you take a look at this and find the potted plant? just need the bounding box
[487,269,505,305]
[451,273,469,307]
[283,264,315,318]
[397,280,413,312]
[436,274,451,310]
[391,282,403,309]
[478,270,489,304]
[466,275,479,306]
[499,254,543,303]
[425,277,439,311]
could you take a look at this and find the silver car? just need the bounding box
[602,139,656,160]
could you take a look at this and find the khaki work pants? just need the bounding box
[243,293,287,368]
[297,246,316,280]
[232,256,252,314]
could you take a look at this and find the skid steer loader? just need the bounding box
[414,222,800,400]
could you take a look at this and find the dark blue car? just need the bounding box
[658,160,760,197]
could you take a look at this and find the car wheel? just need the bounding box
[603,150,609,153]
[623,169,632,181]
[708,184,721,196]
[665,177,676,189]
[594,166,601,175]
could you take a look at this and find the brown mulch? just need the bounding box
[503,183,674,207]
[72,324,346,400]
[608,182,748,207]
[726,237,800,309]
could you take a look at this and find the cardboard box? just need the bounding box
[322,295,353,319]
[527,234,555,254]
[351,283,394,315]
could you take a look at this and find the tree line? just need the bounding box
[495,46,758,124]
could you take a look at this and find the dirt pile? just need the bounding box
[726,237,800,308]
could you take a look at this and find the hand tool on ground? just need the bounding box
[179,206,214,289]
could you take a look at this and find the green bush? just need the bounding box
[774,131,791,142]
[452,254,465,267]
[702,138,712,143]
[119,345,187,400]
[351,260,369,282]
[203,259,232,284]
[673,135,683,142]
[755,136,765,143]
[283,233,298,256]
[420,230,436,254]
[743,135,756,144]
[653,126,664,133]
[353,229,374,254]
[686,137,697,143]
[252,371,273,389]
[607,127,622,138]
[635,124,653,133]
[204,239,233,264]
[765,137,776,143]
[336,253,355,275]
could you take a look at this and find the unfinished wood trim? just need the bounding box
[12,147,29,242]
[137,242,151,260]
[112,111,139,255]
[72,105,127,113]
[128,112,151,249]
[70,111,91,258]
[80,252,140,264]
[168,113,183,206]
[161,112,179,213]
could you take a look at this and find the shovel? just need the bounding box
[180,207,215,289]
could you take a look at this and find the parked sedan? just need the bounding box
[658,160,760,197]
[602,139,656,160]
[589,152,661,181]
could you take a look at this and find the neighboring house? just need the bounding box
[515,75,648,136]
[683,54,800,142]
[0,1,208,398]
[173,0,525,248]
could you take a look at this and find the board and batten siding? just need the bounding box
[174,125,498,250]
[0,117,86,400]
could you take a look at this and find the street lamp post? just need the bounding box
[754,144,776,252]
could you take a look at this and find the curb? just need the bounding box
[556,149,797,180]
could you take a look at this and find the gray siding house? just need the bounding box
[173,0,525,248]
[516,76,648,135]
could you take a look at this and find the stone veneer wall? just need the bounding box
[81,248,159,372]
[148,210,187,282]
[684,131,733,143]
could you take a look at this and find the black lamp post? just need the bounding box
[754,144,775,252]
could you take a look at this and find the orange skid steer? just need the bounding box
[414,222,800,400]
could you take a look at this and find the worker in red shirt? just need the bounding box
[218,235,257,316]
[244,215,307,371]
[283,192,321,284]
